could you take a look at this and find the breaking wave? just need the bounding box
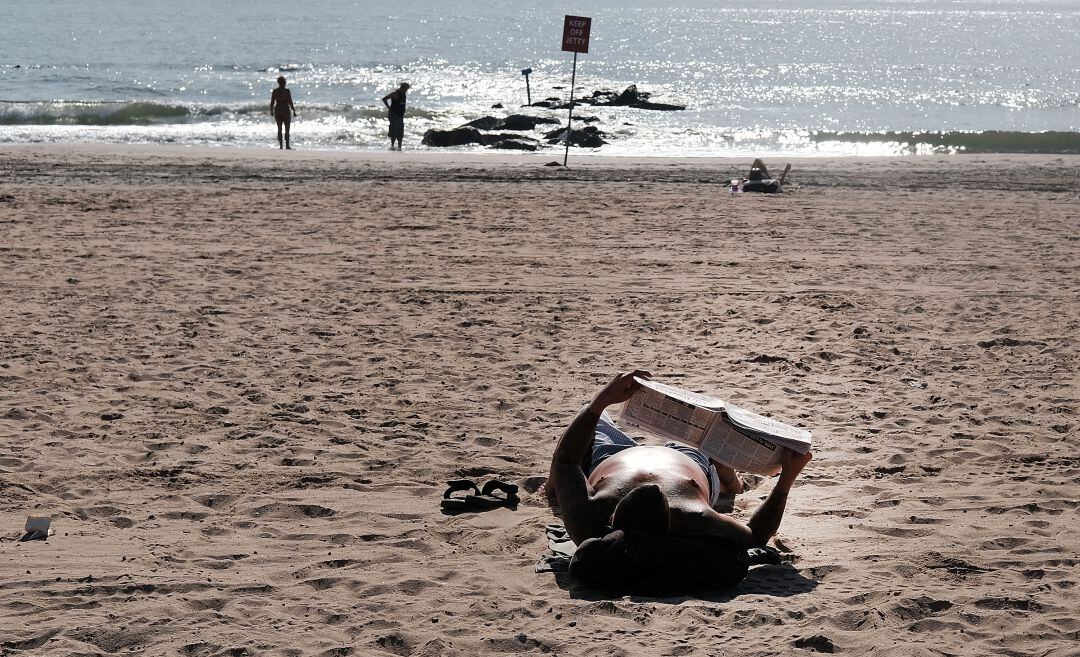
[0,100,435,126]
[0,101,192,125]
[812,130,1080,154]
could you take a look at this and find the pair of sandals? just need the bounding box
[441,479,519,513]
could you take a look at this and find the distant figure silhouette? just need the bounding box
[270,76,297,149]
[381,82,410,151]
[747,158,770,181]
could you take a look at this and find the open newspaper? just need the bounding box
[612,378,812,476]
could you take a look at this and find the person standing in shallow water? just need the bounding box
[381,82,410,150]
[270,76,297,149]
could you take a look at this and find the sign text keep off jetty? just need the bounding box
[562,15,591,53]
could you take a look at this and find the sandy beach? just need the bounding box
[1,144,1077,657]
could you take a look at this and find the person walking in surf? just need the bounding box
[381,82,410,150]
[270,76,297,149]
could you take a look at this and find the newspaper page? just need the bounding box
[635,379,726,411]
[616,381,717,448]
[724,405,812,451]
[613,378,812,476]
[700,420,784,476]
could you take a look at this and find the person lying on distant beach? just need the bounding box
[547,370,812,591]
[736,158,790,193]
[270,76,297,150]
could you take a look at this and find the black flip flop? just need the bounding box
[440,479,481,512]
[464,480,520,510]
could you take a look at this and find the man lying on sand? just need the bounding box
[547,370,812,592]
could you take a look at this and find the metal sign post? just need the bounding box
[521,68,533,106]
[560,15,591,167]
[563,52,578,166]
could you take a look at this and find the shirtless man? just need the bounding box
[547,370,812,550]
[270,76,297,150]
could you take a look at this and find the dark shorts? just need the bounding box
[275,110,291,124]
[589,414,722,505]
[388,114,404,140]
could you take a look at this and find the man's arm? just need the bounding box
[270,91,276,115]
[548,407,604,544]
[381,91,395,108]
[697,448,813,548]
[548,370,651,544]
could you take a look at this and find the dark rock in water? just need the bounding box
[463,116,502,131]
[481,132,540,151]
[578,132,607,148]
[480,133,537,146]
[587,90,619,105]
[529,98,564,109]
[490,139,538,152]
[530,87,684,111]
[499,114,561,131]
[613,85,644,106]
[543,125,607,148]
[491,103,504,108]
[463,115,560,132]
[632,100,686,111]
[583,85,686,111]
[529,98,591,111]
[421,127,483,147]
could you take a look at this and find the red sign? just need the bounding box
[562,15,591,53]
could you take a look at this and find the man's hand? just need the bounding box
[587,369,652,415]
[777,448,812,487]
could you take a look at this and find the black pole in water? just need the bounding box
[521,68,533,106]
[563,51,578,167]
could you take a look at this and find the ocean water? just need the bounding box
[2,0,1079,156]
